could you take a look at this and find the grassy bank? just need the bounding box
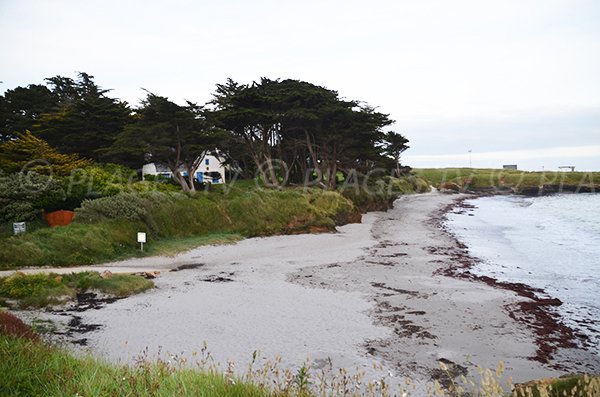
[0,188,356,268]
[0,175,429,269]
[0,271,153,308]
[415,168,600,194]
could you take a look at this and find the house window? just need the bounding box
[205,158,210,165]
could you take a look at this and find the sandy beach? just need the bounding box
[11,192,600,393]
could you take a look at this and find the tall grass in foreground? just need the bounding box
[0,311,600,397]
[2,327,600,397]
[1,314,598,397]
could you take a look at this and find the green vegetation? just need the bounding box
[1,73,410,191]
[1,312,598,397]
[0,188,355,268]
[429,361,600,397]
[415,168,599,194]
[0,73,421,269]
[0,130,91,175]
[0,174,428,269]
[340,174,430,211]
[146,233,243,257]
[513,374,600,397]
[0,271,153,308]
[0,332,269,397]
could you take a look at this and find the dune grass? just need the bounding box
[2,328,599,397]
[0,271,153,308]
[0,333,270,397]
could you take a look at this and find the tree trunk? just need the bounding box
[327,161,338,190]
[266,157,279,187]
[174,172,190,192]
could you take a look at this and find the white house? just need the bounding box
[142,153,226,184]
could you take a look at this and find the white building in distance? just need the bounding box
[142,153,226,184]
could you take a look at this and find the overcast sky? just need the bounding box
[1,0,599,170]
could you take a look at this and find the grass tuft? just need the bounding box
[0,272,153,308]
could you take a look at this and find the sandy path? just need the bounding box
[10,192,600,393]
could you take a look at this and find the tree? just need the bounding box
[211,78,286,186]
[0,131,90,176]
[211,78,396,189]
[211,78,356,187]
[382,131,410,177]
[107,93,226,192]
[34,73,132,161]
[0,84,58,141]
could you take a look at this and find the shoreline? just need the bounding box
[437,194,600,361]
[8,192,600,393]
[432,195,581,364]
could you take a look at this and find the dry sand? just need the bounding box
[9,192,600,393]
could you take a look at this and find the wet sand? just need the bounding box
[11,192,600,392]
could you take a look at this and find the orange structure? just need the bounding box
[43,210,75,227]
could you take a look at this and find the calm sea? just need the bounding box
[446,193,600,354]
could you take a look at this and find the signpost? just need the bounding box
[13,222,26,235]
[137,232,146,252]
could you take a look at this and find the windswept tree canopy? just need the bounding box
[0,73,132,161]
[35,73,132,161]
[211,78,397,188]
[382,130,410,176]
[0,74,410,191]
[0,84,57,141]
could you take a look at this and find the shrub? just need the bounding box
[0,272,72,307]
[76,193,148,222]
[0,172,65,223]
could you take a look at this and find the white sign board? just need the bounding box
[137,232,146,243]
[13,222,26,235]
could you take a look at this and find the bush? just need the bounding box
[61,272,154,297]
[0,273,64,299]
[0,272,72,307]
[76,193,148,222]
[0,172,65,223]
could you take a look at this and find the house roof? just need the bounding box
[154,163,172,173]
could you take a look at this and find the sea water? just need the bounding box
[446,193,600,354]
